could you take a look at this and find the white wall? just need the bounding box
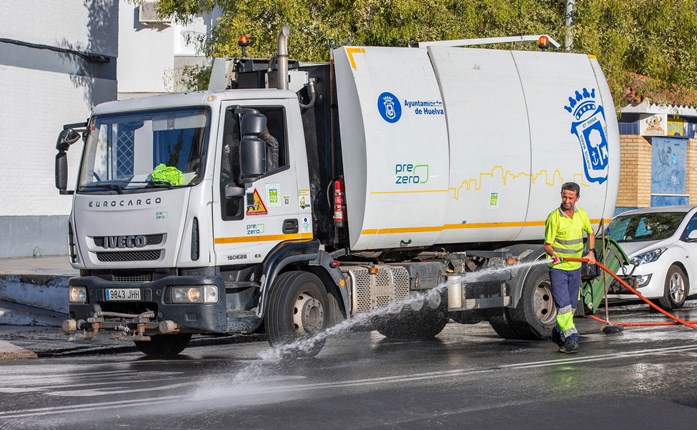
[0,0,118,257]
[1,1,117,58]
[0,68,116,216]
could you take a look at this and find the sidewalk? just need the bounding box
[0,255,72,358]
[0,255,75,323]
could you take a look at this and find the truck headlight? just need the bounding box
[69,286,87,303]
[172,286,218,304]
[630,248,666,266]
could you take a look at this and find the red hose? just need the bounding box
[587,314,697,327]
[563,257,697,331]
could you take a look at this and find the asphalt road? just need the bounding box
[2,304,697,429]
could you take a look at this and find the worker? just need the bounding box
[544,182,596,354]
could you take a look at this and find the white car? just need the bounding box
[606,205,697,309]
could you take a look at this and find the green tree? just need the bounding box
[156,0,697,109]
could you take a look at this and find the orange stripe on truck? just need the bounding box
[361,219,606,235]
[214,233,313,244]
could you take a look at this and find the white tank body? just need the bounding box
[333,46,619,251]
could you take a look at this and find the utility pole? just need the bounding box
[565,0,575,51]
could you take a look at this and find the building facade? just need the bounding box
[0,1,118,258]
[0,1,214,258]
[616,101,697,214]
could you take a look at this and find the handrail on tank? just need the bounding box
[418,34,561,49]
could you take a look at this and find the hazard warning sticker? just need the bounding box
[246,189,268,215]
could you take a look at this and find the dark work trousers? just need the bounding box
[549,267,581,342]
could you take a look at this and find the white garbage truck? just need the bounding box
[56,28,619,356]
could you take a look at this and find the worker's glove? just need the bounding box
[551,255,561,264]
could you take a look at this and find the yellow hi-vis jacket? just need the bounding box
[544,207,593,271]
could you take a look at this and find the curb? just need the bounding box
[0,274,69,314]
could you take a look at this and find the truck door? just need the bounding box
[212,100,312,266]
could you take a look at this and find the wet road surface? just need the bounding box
[2,304,697,429]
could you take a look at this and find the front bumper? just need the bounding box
[608,263,665,300]
[65,274,227,340]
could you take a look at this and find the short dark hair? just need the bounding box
[561,182,580,196]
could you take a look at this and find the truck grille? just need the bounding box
[96,250,161,262]
[346,265,409,315]
[113,273,153,283]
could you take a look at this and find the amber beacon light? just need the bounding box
[238,35,251,57]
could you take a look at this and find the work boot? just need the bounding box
[551,330,564,347]
[558,341,579,354]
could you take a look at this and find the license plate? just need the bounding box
[105,288,141,301]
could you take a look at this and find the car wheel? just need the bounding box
[658,265,688,310]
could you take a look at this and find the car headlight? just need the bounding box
[635,274,652,288]
[69,286,87,303]
[171,286,218,304]
[630,248,667,266]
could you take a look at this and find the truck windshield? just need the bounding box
[77,108,209,192]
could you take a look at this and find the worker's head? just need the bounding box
[560,182,580,211]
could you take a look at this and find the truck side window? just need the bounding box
[258,106,286,171]
[220,106,287,221]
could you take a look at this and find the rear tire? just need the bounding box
[658,265,688,310]
[488,311,521,339]
[376,291,448,340]
[134,333,192,358]
[506,265,556,340]
[265,271,328,358]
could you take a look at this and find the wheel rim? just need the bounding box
[534,281,557,325]
[292,292,325,335]
[669,272,686,303]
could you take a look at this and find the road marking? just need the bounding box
[46,381,196,397]
[3,343,697,418]
[0,396,184,419]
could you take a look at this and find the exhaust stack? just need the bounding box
[276,26,290,90]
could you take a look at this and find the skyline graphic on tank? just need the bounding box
[565,88,609,184]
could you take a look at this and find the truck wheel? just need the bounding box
[265,271,328,357]
[659,265,688,310]
[487,311,520,339]
[506,265,556,340]
[376,292,448,340]
[134,333,192,358]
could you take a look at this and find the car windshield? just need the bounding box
[607,212,685,242]
[77,108,209,193]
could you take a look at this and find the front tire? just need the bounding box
[506,265,556,339]
[134,333,192,358]
[659,265,688,310]
[265,271,328,357]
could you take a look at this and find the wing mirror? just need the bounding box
[55,123,86,194]
[239,112,267,183]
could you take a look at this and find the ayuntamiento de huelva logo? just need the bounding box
[565,88,609,184]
